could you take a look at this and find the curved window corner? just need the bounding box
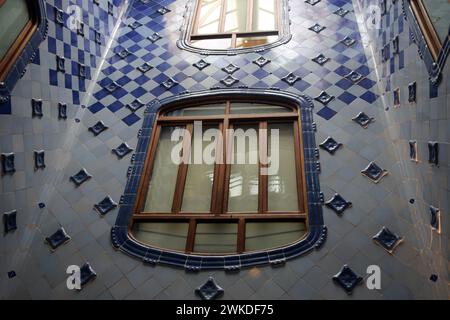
[0,0,47,107]
[403,0,450,85]
[112,89,326,270]
[177,0,292,55]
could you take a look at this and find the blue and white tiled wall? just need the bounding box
[354,0,449,293]
[0,0,448,299]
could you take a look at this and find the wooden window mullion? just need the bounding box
[293,120,305,213]
[213,102,231,214]
[185,219,197,253]
[136,125,162,214]
[218,0,227,33]
[210,122,224,214]
[275,0,280,32]
[237,218,246,253]
[247,0,254,32]
[258,121,268,213]
[171,123,193,214]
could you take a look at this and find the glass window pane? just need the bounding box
[268,123,299,211]
[197,0,222,34]
[164,104,226,117]
[144,126,185,212]
[252,0,276,31]
[235,35,279,48]
[182,124,218,212]
[190,38,232,49]
[132,222,188,251]
[0,0,30,60]
[230,103,292,114]
[228,124,259,212]
[245,221,306,251]
[194,223,237,253]
[224,0,248,33]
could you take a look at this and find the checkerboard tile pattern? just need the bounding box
[31,0,125,106]
[87,0,380,126]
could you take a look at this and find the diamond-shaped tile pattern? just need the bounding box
[70,169,92,187]
[1,152,15,174]
[45,227,71,251]
[325,193,352,215]
[94,196,118,216]
[195,277,224,300]
[319,137,342,155]
[333,265,363,294]
[113,142,133,159]
[352,112,375,128]
[79,262,97,289]
[361,162,388,183]
[373,227,403,253]
[3,210,17,233]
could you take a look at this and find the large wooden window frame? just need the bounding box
[190,0,281,49]
[130,99,308,255]
[0,0,38,81]
[409,0,445,61]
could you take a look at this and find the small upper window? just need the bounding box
[0,0,38,81]
[179,0,291,54]
[408,0,449,61]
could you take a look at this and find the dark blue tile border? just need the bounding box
[0,0,48,106]
[177,0,292,55]
[402,0,450,86]
[112,88,326,270]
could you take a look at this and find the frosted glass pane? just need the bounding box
[224,0,248,33]
[230,103,291,114]
[194,223,237,253]
[190,38,231,49]
[252,0,276,31]
[235,35,278,48]
[132,222,188,251]
[268,123,299,211]
[182,125,217,212]
[0,0,30,60]
[228,124,259,212]
[245,221,306,251]
[144,126,184,212]
[165,104,226,116]
[197,0,221,34]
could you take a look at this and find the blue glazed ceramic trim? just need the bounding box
[112,88,326,270]
[177,0,292,55]
[402,0,450,86]
[0,0,48,105]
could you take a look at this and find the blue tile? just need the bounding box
[317,106,337,120]
[122,113,141,126]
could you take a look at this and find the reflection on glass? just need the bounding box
[182,125,217,212]
[0,0,30,60]
[164,104,226,117]
[268,123,298,211]
[228,124,259,212]
[194,223,237,253]
[252,0,276,31]
[132,222,189,251]
[144,126,184,212]
[235,35,278,48]
[197,0,221,34]
[190,38,231,49]
[421,0,450,44]
[245,221,306,251]
[230,103,291,114]
[224,0,248,33]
